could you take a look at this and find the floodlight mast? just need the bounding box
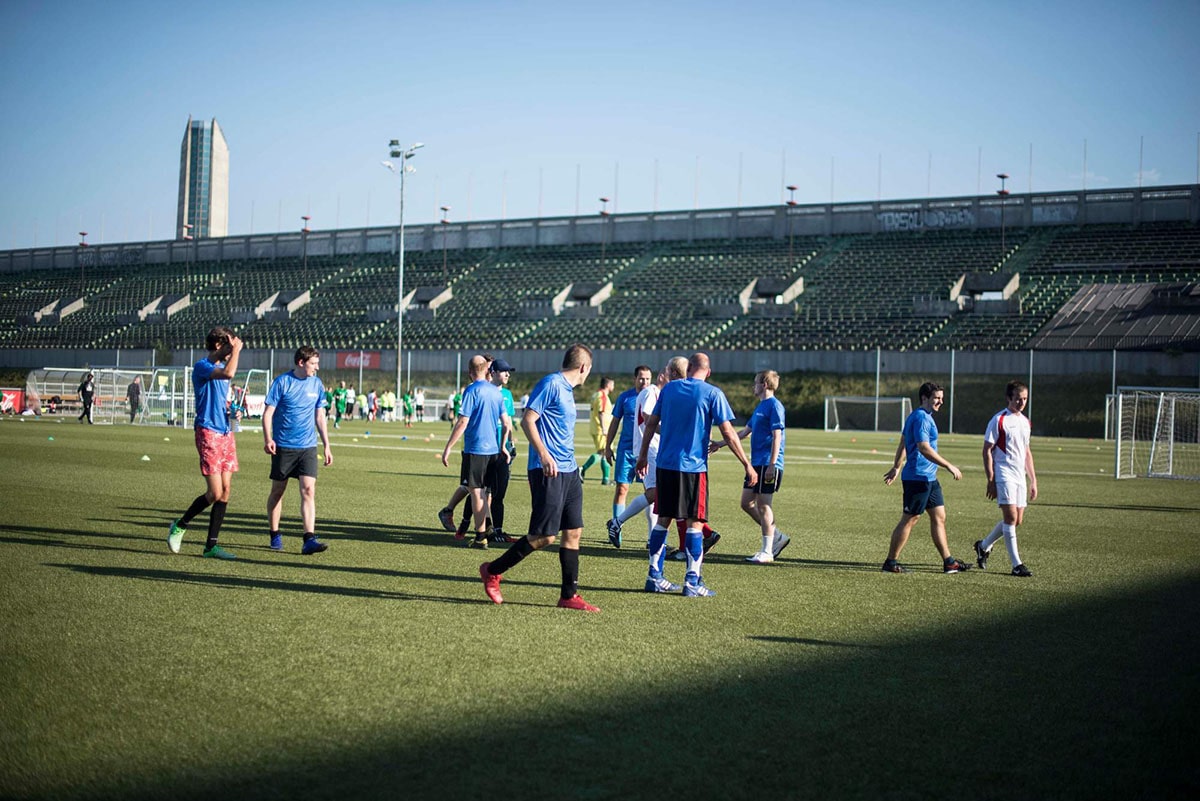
[385,141,424,401]
[996,173,1010,260]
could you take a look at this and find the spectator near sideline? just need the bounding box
[126,375,142,424]
[77,372,95,424]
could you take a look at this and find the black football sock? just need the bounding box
[559,547,580,600]
[180,494,211,527]
[488,536,534,575]
[205,501,227,549]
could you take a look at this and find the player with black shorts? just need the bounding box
[478,344,600,612]
[637,353,756,597]
[263,346,333,555]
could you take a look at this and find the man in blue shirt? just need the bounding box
[442,354,513,549]
[603,364,653,541]
[637,352,756,597]
[881,382,970,574]
[713,369,791,563]
[263,346,333,555]
[167,326,243,560]
[478,344,600,612]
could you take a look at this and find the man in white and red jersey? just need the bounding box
[605,359,678,554]
[975,380,1039,577]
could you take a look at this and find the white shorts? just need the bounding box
[643,448,659,490]
[996,479,1027,508]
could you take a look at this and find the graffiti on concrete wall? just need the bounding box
[878,207,976,231]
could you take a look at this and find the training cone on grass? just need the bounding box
[141,455,151,461]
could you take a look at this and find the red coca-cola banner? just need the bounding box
[1,388,25,414]
[337,351,381,369]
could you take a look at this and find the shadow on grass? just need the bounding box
[18,573,1197,800]
[1037,501,1200,514]
[46,563,531,609]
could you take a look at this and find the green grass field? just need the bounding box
[2,414,1198,800]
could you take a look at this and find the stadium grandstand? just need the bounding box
[1,184,1198,375]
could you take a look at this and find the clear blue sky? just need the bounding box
[1,0,1197,250]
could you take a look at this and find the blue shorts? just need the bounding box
[902,479,944,516]
[614,446,640,485]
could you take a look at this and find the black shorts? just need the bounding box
[902,479,944,516]
[527,469,584,536]
[460,452,502,490]
[654,467,708,522]
[744,466,783,495]
[270,447,319,481]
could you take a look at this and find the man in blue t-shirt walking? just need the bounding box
[881,381,971,574]
[441,354,513,549]
[637,352,756,597]
[263,346,333,555]
[478,344,600,612]
[167,326,243,559]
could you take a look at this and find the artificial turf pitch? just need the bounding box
[1,415,1197,800]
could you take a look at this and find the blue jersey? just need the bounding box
[264,371,327,449]
[460,379,504,455]
[653,377,735,473]
[525,371,578,473]
[612,387,639,452]
[901,406,940,481]
[749,396,786,470]
[192,358,231,434]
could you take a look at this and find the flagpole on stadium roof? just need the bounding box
[383,141,424,400]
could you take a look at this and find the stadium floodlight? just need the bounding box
[301,216,312,288]
[182,223,194,285]
[383,140,424,400]
[440,206,451,282]
[785,185,799,262]
[996,173,1011,260]
[78,231,89,296]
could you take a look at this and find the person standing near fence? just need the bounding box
[77,372,95,424]
[126,375,142,424]
[167,327,243,560]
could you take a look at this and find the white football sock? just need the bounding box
[1002,523,1021,566]
[619,493,650,524]
[982,521,1004,551]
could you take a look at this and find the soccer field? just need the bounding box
[2,415,1198,800]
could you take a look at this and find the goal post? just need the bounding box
[24,367,154,425]
[1114,386,1200,480]
[824,396,913,432]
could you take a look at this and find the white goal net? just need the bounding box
[1114,387,1200,480]
[25,367,153,425]
[824,396,913,432]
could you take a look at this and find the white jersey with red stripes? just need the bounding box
[984,408,1031,485]
[632,384,660,458]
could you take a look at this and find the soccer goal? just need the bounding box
[1114,387,1200,480]
[824,396,913,432]
[25,367,153,425]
